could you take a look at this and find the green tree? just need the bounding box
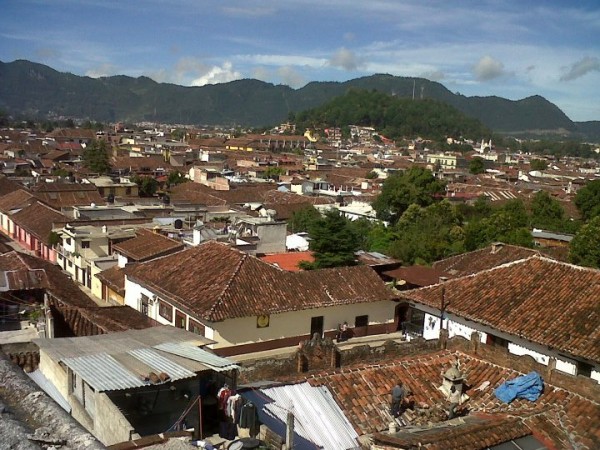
[469,157,485,174]
[388,201,465,264]
[288,205,322,233]
[263,166,285,180]
[304,209,360,269]
[131,175,158,197]
[530,159,548,171]
[569,216,600,268]
[372,167,446,223]
[574,179,600,220]
[530,190,566,231]
[82,140,111,174]
[463,199,532,250]
[167,170,188,188]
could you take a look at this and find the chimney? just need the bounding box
[491,242,504,254]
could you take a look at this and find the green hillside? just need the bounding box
[0,59,587,135]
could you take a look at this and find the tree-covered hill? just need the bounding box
[0,59,592,136]
[292,89,490,140]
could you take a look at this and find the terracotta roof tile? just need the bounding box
[401,256,600,363]
[11,201,69,240]
[0,188,35,212]
[125,241,396,322]
[432,243,542,276]
[94,265,126,296]
[112,228,184,262]
[31,182,105,208]
[260,251,314,271]
[0,175,23,197]
[0,251,95,307]
[304,350,600,449]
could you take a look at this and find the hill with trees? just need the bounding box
[291,89,490,141]
[0,60,594,137]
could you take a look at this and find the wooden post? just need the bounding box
[286,411,294,449]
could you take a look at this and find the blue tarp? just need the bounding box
[494,371,544,403]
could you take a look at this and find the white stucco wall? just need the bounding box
[591,370,600,383]
[125,276,395,348]
[508,342,550,365]
[211,300,394,348]
[422,313,487,343]
[555,358,577,376]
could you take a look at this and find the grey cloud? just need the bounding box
[560,56,600,81]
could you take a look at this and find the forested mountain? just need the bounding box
[0,59,594,137]
[292,89,489,140]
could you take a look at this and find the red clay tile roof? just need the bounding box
[125,241,396,322]
[401,256,600,363]
[373,415,533,450]
[94,265,126,296]
[57,305,158,334]
[306,350,600,449]
[0,188,35,212]
[112,228,184,262]
[0,252,49,290]
[432,244,542,276]
[383,265,451,287]
[0,175,24,197]
[11,201,69,241]
[260,251,315,271]
[0,251,95,307]
[31,182,105,208]
[169,182,227,206]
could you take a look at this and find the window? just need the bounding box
[577,361,593,378]
[355,315,369,328]
[65,238,72,245]
[158,300,173,322]
[310,316,324,338]
[68,260,73,268]
[189,319,205,336]
[175,311,186,329]
[140,294,149,315]
[126,187,132,195]
[81,240,90,249]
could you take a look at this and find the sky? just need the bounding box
[1,0,599,122]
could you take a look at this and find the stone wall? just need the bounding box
[239,330,600,402]
[239,334,442,384]
[447,331,600,400]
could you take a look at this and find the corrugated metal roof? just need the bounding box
[34,326,213,361]
[63,353,147,392]
[154,342,238,371]
[27,369,71,413]
[128,348,196,381]
[258,382,360,450]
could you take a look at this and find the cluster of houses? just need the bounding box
[0,125,598,449]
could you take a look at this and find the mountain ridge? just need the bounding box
[1,59,598,138]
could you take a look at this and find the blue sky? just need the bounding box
[1,0,599,121]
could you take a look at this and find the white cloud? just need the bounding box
[421,70,445,82]
[276,66,305,88]
[560,56,600,81]
[252,66,272,82]
[85,63,118,78]
[473,55,506,81]
[329,47,363,71]
[190,61,242,86]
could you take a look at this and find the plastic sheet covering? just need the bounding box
[494,371,544,403]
